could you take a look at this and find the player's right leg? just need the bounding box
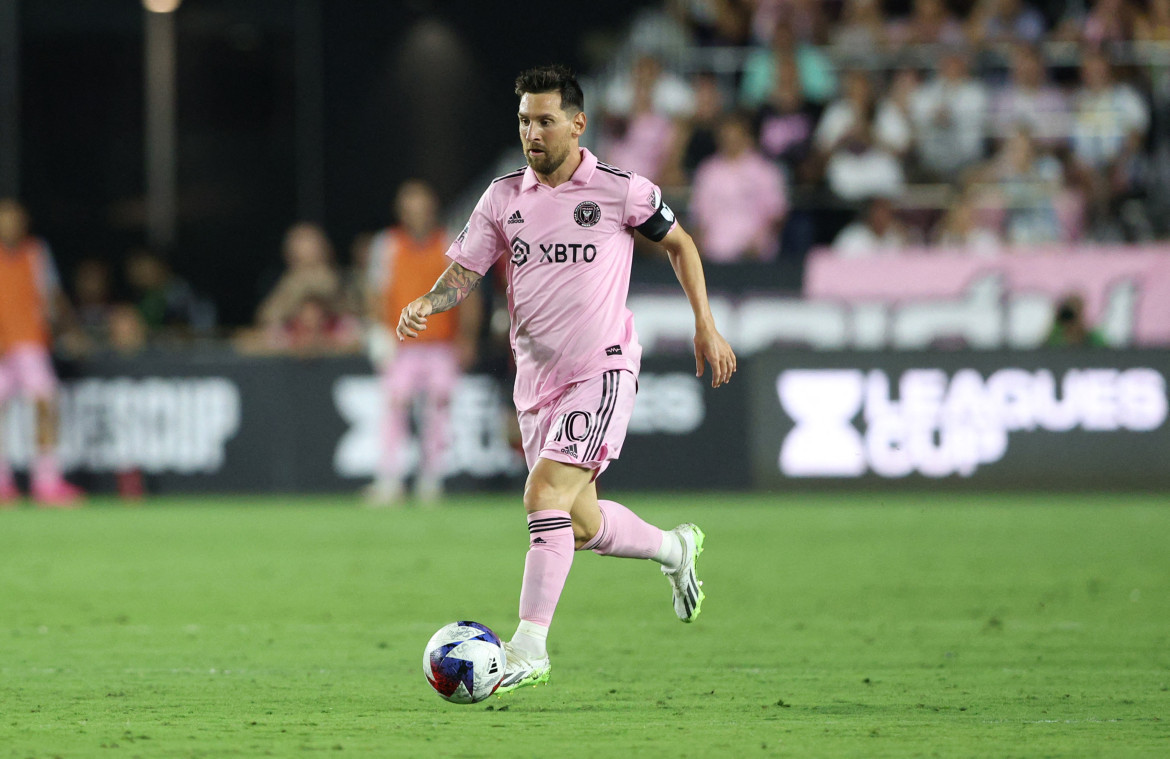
[497,457,593,694]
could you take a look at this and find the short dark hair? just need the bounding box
[514,64,584,114]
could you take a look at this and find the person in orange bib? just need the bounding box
[364,180,480,505]
[0,199,84,507]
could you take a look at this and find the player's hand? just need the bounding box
[694,324,736,389]
[396,297,433,340]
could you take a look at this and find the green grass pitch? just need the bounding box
[2,492,1168,757]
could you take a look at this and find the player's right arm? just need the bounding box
[396,261,483,340]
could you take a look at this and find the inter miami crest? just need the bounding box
[574,201,601,227]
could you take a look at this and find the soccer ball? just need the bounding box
[422,621,506,703]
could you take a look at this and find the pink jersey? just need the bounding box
[448,148,676,412]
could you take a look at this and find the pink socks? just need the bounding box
[32,452,63,487]
[582,499,664,559]
[517,510,575,627]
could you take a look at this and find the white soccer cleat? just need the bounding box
[496,642,551,695]
[662,523,705,623]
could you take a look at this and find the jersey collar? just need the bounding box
[521,148,599,192]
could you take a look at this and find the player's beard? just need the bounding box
[525,142,569,176]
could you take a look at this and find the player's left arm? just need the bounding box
[656,223,737,388]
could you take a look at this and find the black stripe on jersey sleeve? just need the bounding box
[636,204,675,242]
[490,166,527,184]
[596,162,632,178]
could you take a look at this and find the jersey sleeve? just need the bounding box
[624,173,677,243]
[447,187,506,276]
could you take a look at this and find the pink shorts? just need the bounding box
[0,344,58,402]
[382,342,459,401]
[518,369,636,478]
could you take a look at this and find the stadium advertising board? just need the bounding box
[804,246,1170,348]
[1,355,745,493]
[750,349,1170,490]
[628,247,1170,357]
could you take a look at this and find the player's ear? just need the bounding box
[571,110,587,138]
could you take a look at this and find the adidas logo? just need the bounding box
[507,210,525,224]
[559,444,578,457]
[533,537,547,544]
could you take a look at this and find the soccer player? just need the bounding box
[366,180,479,505]
[396,65,736,693]
[0,199,84,508]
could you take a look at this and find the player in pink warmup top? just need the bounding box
[397,65,736,694]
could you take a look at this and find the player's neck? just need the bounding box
[535,147,583,189]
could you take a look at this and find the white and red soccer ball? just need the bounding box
[422,621,505,703]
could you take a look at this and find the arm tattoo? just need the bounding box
[423,262,483,314]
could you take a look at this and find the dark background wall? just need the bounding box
[14,0,654,324]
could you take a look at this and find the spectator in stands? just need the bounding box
[967,0,1048,46]
[1136,0,1170,41]
[340,232,374,319]
[887,0,966,46]
[365,179,480,506]
[124,249,216,336]
[831,0,889,54]
[931,192,1002,254]
[1057,0,1142,46]
[600,56,684,182]
[71,258,115,343]
[740,17,837,109]
[255,222,342,329]
[1071,49,1151,238]
[753,57,819,184]
[990,44,1070,148]
[603,54,694,120]
[689,111,789,262]
[816,69,911,162]
[0,199,84,507]
[661,72,724,186]
[972,126,1069,244]
[751,0,830,45]
[682,0,754,46]
[816,71,908,201]
[832,196,910,257]
[106,303,149,357]
[910,51,990,180]
[1070,51,1149,191]
[264,293,363,357]
[1046,294,1106,347]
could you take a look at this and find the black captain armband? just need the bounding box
[635,197,677,242]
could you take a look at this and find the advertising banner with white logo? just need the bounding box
[750,350,1170,490]
[1,355,745,493]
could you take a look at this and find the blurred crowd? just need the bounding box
[8,0,1170,359]
[599,0,1170,260]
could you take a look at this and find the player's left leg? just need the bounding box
[571,484,705,623]
[14,346,82,508]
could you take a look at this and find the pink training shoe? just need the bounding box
[31,480,85,509]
